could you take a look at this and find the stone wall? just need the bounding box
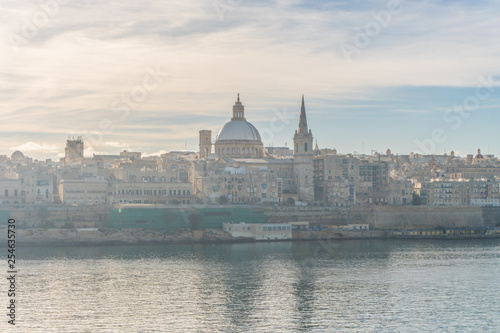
[372,206,485,229]
[4,205,109,228]
[265,205,492,230]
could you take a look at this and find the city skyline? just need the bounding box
[2,0,500,160]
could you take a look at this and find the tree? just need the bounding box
[218,195,228,205]
[412,193,421,206]
[285,197,295,206]
[38,206,48,225]
[189,212,203,231]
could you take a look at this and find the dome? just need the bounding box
[212,94,265,158]
[475,149,484,159]
[216,120,262,142]
[11,151,25,160]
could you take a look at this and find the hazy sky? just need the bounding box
[1,0,500,160]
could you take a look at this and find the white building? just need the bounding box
[222,222,293,240]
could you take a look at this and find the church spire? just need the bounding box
[298,94,308,134]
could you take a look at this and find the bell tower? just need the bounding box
[293,95,314,201]
[199,130,212,159]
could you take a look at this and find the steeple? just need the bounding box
[231,93,245,121]
[298,94,308,134]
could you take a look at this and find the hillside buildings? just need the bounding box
[1,94,500,208]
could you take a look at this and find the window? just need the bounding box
[305,143,308,152]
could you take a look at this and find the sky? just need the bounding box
[1,0,500,160]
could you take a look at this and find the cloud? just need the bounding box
[1,0,500,156]
[104,141,130,148]
[9,142,59,153]
[142,150,167,157]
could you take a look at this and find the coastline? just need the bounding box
[3,227,499,247]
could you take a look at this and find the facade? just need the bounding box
[222,222,293,240]
[0,179,23,204]
[193,161,284,204]
[64,137,84,165]
[414,179,500,206]
[58,179,108,205]
[314,153,389,206]
[199,130,212,159]
[0,170,54,204]
[110,181,192,205]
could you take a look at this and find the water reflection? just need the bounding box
[9,239,500,332]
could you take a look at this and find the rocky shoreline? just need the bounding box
[7,228,238,246]
[3,228,498,246]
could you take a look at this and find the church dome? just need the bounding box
[216,120,262,142]
[475,149,484,159]
[213,94,264,158]
[11,150,25,160]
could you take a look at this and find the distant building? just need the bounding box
[64,137,84,165]
[414,179,500,206]
[222,222,292,240]
[58,179,108,205]
[293,95,314,202]
[195,94,315,203]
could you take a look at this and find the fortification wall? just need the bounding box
[372,206,485,229]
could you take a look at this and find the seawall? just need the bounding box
[1,204,499,230]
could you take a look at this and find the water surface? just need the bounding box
[4,239,500,332]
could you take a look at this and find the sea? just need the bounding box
[2,239,500,332]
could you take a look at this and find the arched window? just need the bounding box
[226,148,230,154]
[237,148,240,154]
[232,148,235,154]
[304,143,308,152]
[295,143,298,152]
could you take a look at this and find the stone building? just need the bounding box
[64,136,84,165]
[195,94,315,204]
[109,181,192,205]
[58,178,108,205]
[413,179,500,206]
[313,153,389,206]
[293,95,314,201]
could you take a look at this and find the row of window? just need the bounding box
[263,226,292,231]
[118,199,190,204]
[217,147,263,155]
[2,189,50,197]
[116,189,191,196]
